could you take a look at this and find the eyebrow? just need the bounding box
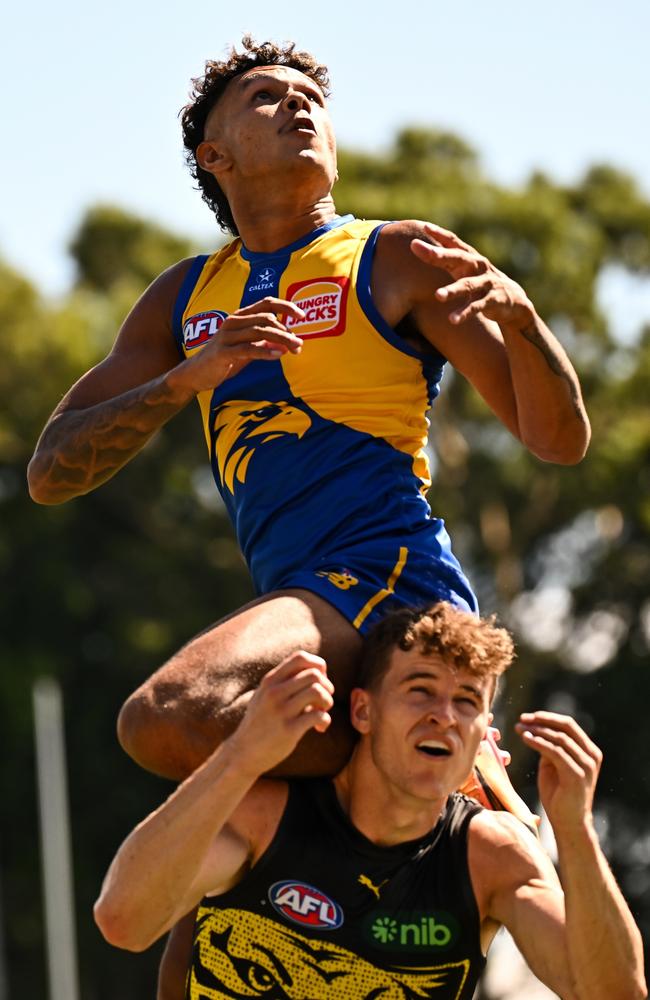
[237,73,275,90]
[237,73,323,97]
[401,671,483,700]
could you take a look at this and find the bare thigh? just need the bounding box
[118,589,363,780]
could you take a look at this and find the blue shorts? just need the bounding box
[272,528,478,635]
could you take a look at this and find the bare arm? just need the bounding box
[157,909,198,1000]
[27,258,306,504]
[27,260,192,504]
[515,712,646,1000]
[475,713,646,1000]
[373,221,590,464]
[94,652,334,952]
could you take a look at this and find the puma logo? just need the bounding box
[358,874,389,900]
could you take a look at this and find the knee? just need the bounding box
[116,675,238,781]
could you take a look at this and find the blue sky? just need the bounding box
[3,0,650,309]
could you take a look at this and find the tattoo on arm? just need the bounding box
[31,376,189,502]
[519,319,583,418]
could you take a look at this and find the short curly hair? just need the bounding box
[357,603,515,695]
[180,36,331,235]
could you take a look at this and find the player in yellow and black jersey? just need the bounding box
[94,604,646,1000]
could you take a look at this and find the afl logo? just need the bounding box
[182,310,228,350]
[268,880,344,930]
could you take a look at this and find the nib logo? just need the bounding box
[365,911,457,951]
[372,917,398,943]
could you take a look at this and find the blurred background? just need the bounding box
[2,1,649,996]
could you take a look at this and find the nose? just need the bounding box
[426,696,456,729]
[283,89,312,113]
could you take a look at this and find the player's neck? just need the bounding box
[230,189,338,253]
[334,753,448,848]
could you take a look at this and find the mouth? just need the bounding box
[290,117,316,134]
[416,740,452,758]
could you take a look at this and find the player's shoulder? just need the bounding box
[374,219,449,296]
[469,807,540,851]
[468,809,555,889]
[140,256,197,307]
[113,256,202,351]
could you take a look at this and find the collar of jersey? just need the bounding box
[239,214,355,262]
[320,778,447,860]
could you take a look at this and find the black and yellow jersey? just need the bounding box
[188,781,485,999]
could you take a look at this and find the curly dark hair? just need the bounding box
[180,35,331,235]
[357,603,515,696]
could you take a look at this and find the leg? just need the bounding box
[117,588,362,780]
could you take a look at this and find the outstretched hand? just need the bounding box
[228,651,334,779]
[515,711,602,834]
[410,222,534,329]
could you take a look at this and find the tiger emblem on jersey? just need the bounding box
[210,400,312,493]
[188,908,472,999]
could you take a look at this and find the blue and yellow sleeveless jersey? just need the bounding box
[172,215,477,632]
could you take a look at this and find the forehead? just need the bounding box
[231,65,324,95]
[382,646,492,697]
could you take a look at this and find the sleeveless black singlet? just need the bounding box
[187,780,486,999]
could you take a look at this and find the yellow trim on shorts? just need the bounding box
[352,547,409,630]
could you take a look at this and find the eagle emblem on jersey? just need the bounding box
[211,400,312,493]
[188,908,472,999]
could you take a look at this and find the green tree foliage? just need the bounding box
[70,204,195,293]
[2,138,649,995]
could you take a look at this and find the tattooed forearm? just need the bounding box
[27,375,192,504]
[519,318,584,418]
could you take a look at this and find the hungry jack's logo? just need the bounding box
[283,277,349,338]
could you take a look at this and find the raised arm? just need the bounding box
[27,259,305,505]
[372,220,590,465]
[475,712,646,1000]
[94,651,334,952]
[514,711,646,1000]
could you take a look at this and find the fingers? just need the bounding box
[260,653,334,735]
[411,240,485,279]
[217,297,306,359]
[519,712,601,762]
[515,712,602,780]
[220,318,303,355]
[422,222,476,254]
[235,297,306,324]
[220,328,303,361]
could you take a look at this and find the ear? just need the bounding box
[481,711,494,741]
[196,139,231,176]
[349,688,372,735]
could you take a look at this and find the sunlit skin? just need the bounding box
[196,66,338,252]
[336,648,494,846]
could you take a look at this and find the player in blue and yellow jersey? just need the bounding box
[28,37,590,783]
